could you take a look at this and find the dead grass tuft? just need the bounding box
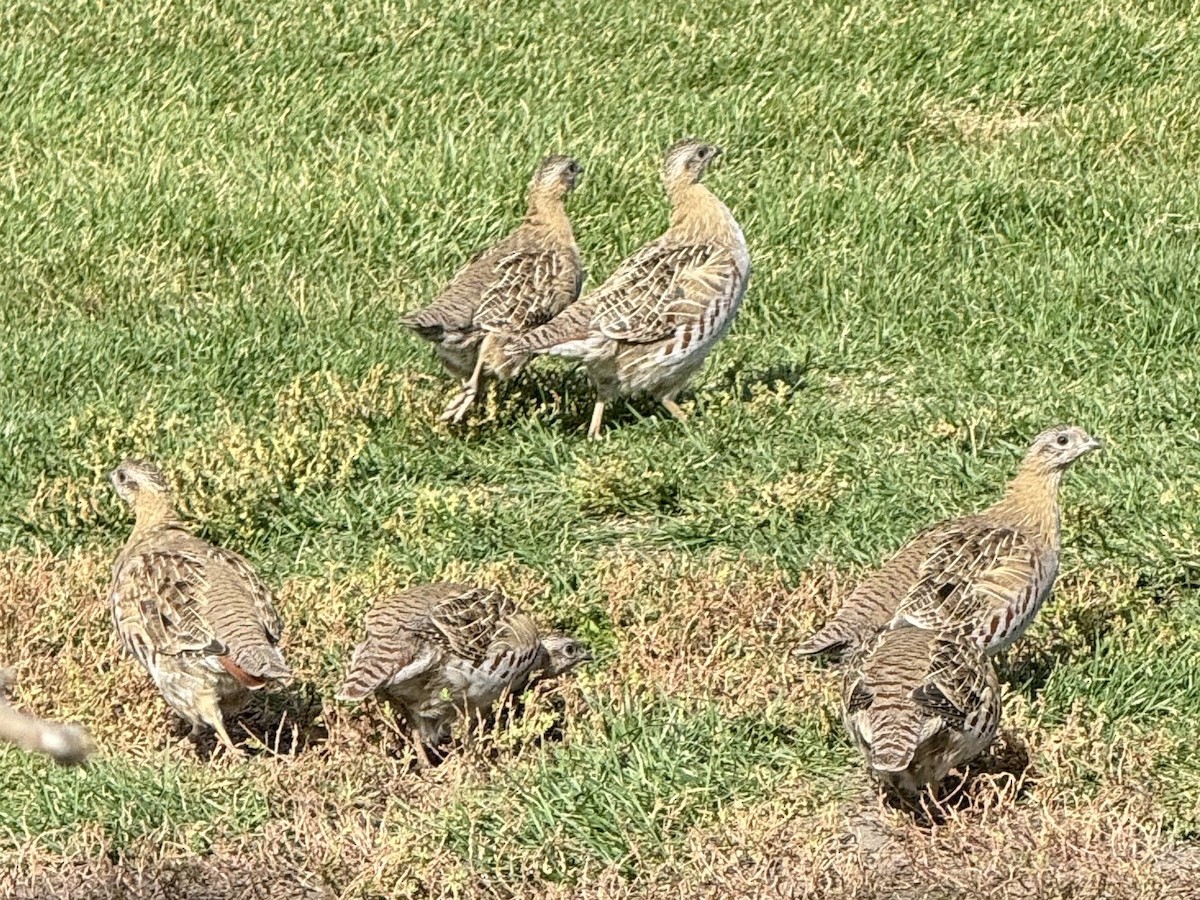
[921,101,1045,145]
[23,366,409,542]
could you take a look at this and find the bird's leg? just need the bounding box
[660,394,688,423]
[587,400,606,440]
[210,718,243,759]
[411,733,435,768]
[440,339,491,424]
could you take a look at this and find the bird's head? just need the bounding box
[540,635,593,678]
[1023,425,1103,473]
[530,155,584,201]
[110,459,174,519]
[661,138,722,192]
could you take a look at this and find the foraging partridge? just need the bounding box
[508,138,750,439]
[842,624,1001,795]
[401,155,585,423]
[108,460,291,754]
[337,582,590,764]
[796,425,1102,659]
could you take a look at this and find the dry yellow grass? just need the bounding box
[1,546,1197,898]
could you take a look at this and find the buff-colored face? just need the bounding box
[540,635,593,678]
[109,458,170,506]
[661,138,721,189]
[530,155,584,199]
[1026,425,1103,470]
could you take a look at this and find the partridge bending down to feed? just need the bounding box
[108,460,291,754]
[337,583,591,765]
[795,425,1102,660]
[842,624,1001,796]
[507,138,750,439]
[401,155,585,423]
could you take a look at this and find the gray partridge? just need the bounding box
[508,138,750,439]
[841,624,1001,796]
[108,460,291,755]
[796,425,1102,659]
[337,582,590,764]
[401,155,585,423]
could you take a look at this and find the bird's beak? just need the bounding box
[1085,436,1104,453]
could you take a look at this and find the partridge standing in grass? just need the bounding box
[108,460,291,755]
[336,583,591,765]
[795,425,1102,660]
[400,155,585,423]
[507,138,750,439]
[841,624,1001,796]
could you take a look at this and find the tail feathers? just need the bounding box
[507,304,593,356]
[868,718,921,773]
[795,586,902,661]
[221,645,291,690]
[793,617,866,661]
[401,304,473,342]
[335,641,386,702]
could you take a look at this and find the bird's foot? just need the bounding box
[439,388,478,424]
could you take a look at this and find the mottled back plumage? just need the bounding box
[841,625,1001,795]
[108,459,290,753]
[795,426,1101,659]
[337,583,590,762]
[508,139,750,438]
[400,156,585,423]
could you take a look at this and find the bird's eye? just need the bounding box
[1056,435,1069,447]
[566,643,578,656]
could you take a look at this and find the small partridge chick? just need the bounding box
[108,460,291,755]
[795,425,1102,659]
[401,155,585,423]
[508,138,750,439]
[336,583,590,764]
[841,625,1001,796]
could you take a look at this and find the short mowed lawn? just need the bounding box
[1,0,1199,897]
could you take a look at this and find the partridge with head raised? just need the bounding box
[401,155,585,423]
[337,582,590,764]
[108,460,291,755]
[841,624,1001,796]
[796,425,1102,659]
[507,138,750,439]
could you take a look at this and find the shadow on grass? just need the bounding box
[176,681,330,760]
[447,365,702,438]
[879,729,1036,827]
[721,357,814,402]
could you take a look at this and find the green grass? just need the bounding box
[443,694,845,881]
[1,0,1199,895]
[0,749,269,853]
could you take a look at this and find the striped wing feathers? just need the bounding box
[112,550,224,660]
[894,520,1047,648]
[474,246,584,334]
[208,545,285,644]
[403,234,582,340]
[111,534,288,682]
[592,242,740,344]
[339,583,525,701]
